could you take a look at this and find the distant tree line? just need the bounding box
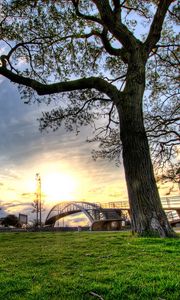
[1,214,21,228]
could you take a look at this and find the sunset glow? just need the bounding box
[0,80,179,222]
[42,172,78,202]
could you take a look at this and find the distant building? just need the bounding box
[0,207,6,218]
[19,213,28,225]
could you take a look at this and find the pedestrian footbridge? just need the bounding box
[45,196,180,229]
[45,201,124,230]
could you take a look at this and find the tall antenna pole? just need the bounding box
[36,173,41,227]
[35,176,39,227]
[39,175,42,226]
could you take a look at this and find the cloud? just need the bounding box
[108,192,122,198]
[0,78,129,220]
[0,169,21,180]
[60,213,90,227]
[0,199,37,220]
[21,192,35,198]
[0,79,102,169]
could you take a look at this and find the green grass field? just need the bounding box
[0,231,179,300]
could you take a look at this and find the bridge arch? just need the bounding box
[45,197,180,228]
[45,201,104,226]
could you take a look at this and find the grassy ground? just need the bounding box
[0,231,179,300]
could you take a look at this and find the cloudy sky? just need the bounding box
[0,77,129,223]
[0,78,179,224]
[0,2,179,226]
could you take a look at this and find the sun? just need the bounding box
[42,172,78,202]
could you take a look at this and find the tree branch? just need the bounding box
[144,0,174,55]
[92,0,138,51]
[93,28,129,62]
[0,66,120,101]
[71,0,103,25]
[3,32,96,62]
[40,99,93,126]
[112,0,121,22]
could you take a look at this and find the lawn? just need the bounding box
[0,231,179,300]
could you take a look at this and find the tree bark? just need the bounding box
[116,54,175,237]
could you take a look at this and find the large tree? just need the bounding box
[0,0,179,236]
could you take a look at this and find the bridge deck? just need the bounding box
[98,196,180,211]
[45,196,180,226]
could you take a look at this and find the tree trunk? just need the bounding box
[116,56,175,237]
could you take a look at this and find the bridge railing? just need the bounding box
[45,197,180,225]
[97,201,129,209]
[96,196,180,210]
[160,196,180,208]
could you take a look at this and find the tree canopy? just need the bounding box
[0,0,179,237]
[0,1,179,173]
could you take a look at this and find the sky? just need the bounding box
[0,77,179,225]
[0,77,129,224]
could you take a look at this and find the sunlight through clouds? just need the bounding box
[42,172,78,202]
[0,78,179,223]
[0,79,128,221]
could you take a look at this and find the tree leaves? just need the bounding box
[0,0,179,177]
